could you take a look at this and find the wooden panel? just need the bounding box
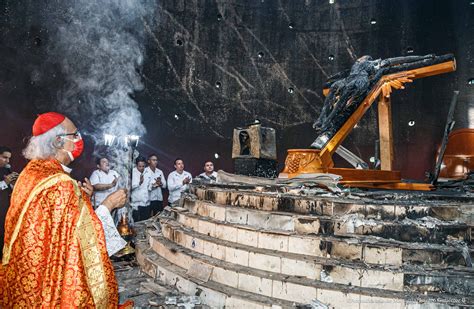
[347,182,434,191]
[328,167,400,182]
[378,95,394,170]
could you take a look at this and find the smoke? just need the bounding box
[38,0,157,184]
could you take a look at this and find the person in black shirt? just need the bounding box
[0,146,18,259]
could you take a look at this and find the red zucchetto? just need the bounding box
[32,112,66,136]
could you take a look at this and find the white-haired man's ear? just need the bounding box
[53,136,64,149]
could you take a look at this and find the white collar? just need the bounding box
[61,164,72,174]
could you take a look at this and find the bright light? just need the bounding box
[214,153,220,159]
[128,135,140,147]
[124,135,140,148]
[408,120,415,127]
[370,19,377,25]
[174,114,180,120]
[104,134,116,146]
[329,0,334,3]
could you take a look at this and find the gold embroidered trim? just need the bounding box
[73,181,109,308]
[2,173,109,307]
[2,173,68,265]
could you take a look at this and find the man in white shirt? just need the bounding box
[167,158,192,206]
[145,154,166,216]
[89,157,120,208]
[0,146,18,259]
[131,156,150,222]
[198,160,218,182]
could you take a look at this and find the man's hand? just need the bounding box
[78,177,94,197]
[4,172,18,185]
[102,189,128,212]
[182,176,191,185]
[110,176,118,189]
[154,177,162,187]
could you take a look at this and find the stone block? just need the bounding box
[361,269,404,291]
[202,239,227,260]
[272,281,316,303]
[215,224,238,243]
[139,255,157,279]
[323,266,361,287]
[247,211,272,228]
[238,273,273,297]
[294,216,320,234]
[316,289,360,309]
[363,245,403,265]
[208,204,227,221]
[280,257,320,280]
[327,240,362,260]
[288,236,321,256]
[195,201,210,217]
[248,252,281,273]
[211,266,239,288]
[225,247,249,266]
[237,228,259,247]
[258,232,289,252]
[226,207,249,225]
[198,219,216,237]
[188,236,205,254]
[198,286,227,308]
[214,191,229,205]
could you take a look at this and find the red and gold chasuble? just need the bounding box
[0,159,119,308]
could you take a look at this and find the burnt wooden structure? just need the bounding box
[281,55,456,190]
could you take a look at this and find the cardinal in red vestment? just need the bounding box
[0,112,130,308]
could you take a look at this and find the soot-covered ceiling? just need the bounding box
[0,0,473,179]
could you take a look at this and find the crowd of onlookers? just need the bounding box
[89,155,218,222]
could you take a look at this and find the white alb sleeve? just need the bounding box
[95,205,127,256]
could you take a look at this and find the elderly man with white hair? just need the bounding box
[0,112,131,308]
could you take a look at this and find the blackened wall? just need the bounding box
[0,0,473,180]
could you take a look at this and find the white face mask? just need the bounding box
[66,151,75,162]
[59,148,75,162]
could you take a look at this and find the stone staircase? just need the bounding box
[136,182,473,308]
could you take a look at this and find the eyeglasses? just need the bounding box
[57,131,82,142]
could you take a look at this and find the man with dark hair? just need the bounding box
[89,156,120,208]
[167,158,192,206]
[0,146,18,259]
[145,154,166,216]
[131,156,150,221]
[198,160,217,182]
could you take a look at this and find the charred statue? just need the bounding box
[311,53,455,149]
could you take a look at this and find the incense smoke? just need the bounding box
[39,0,157,182]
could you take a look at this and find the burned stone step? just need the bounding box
[158,221,474,296]
[331,215,470,244]
[189,187,473,223]
[135,242,299,308]
[182,198,471,245]
[170,209,473,267]
[147,232,473,307]
[404,274,473,295]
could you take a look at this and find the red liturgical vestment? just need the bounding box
[1,159,118,308]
